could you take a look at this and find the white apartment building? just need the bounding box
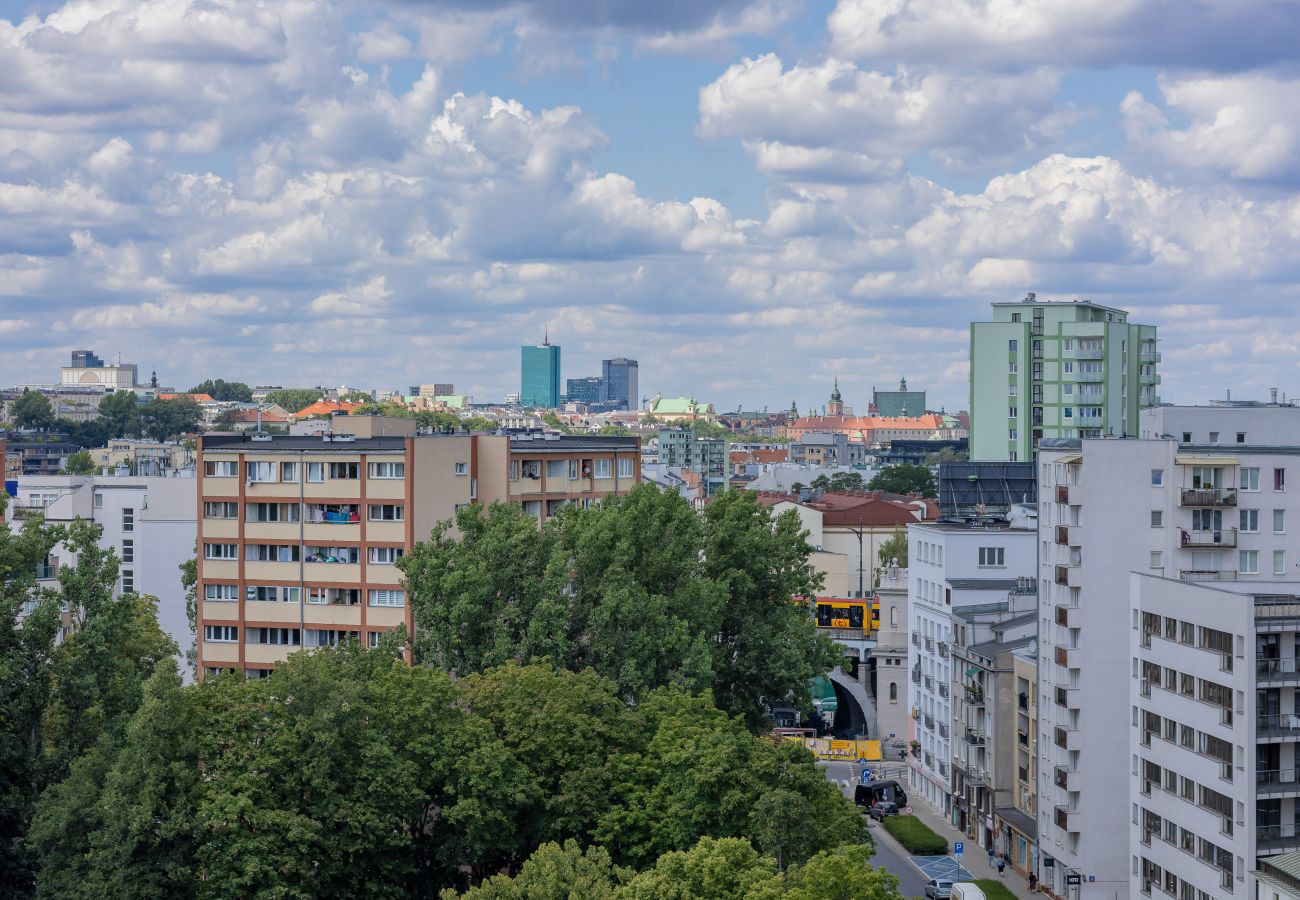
[1038,403,1300,900]
[7,473,197,670]
[908,507,1037,815]
[875,565,911,756]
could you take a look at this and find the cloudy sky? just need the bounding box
[2,0,1298,412]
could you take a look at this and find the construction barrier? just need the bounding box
[780,735,882,761]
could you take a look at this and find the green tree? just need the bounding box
[810,475,831,492]
[263,388,323,414]
[12,391,54,430]
[542,412,571,433]
[179,554,197,670]
[57,417,110,449]
[827,471,866,492]
[460,416,497,433]
[867,463,936,498]
[615,837,780,899]
[444,840,623,900]
[97,390,144,439]
[778,845,902,900]
[598,424,631,436]
[699,492,839,730]
[140,397,202,442]
[187,379,252,402]
[924,446,967,465]
[340,390,374,403]
[63,450,96,475]
[877,527,908,570]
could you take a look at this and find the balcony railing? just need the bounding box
[911,667,921,684]
[1055,566,1069,586]
[911,632,920,647]
[11,505,46,519]
[1179,488,1237,507]
[1072,349,1104,360]
[1054,766,1073,789]
[924,636,935,651]
[924,714,934,729]
[1180,569,1238,582]
[1258,823,1300,852]
[1258,769,1300,795]
[938,641,950,658]
[964,685,985,705]
[1180,527,1237,548]
[939,683,950,699]
[1259,658,1300,681]
[1055,525,1069,545]
[924,676,934,691]
[964,728,987,745]
[1258,714,1300,738]
[938,723,949,739]
[35,563,58,580]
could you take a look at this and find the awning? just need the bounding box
[1052,452,1082,464]
[1175,455,1239,466]
[965,666,981,677]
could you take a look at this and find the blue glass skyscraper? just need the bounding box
[520,333,561,408]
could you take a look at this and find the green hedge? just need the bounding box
[882,815,948,855]
[975,879,1018,900]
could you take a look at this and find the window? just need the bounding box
[1150,551,1163,569]
[122,507,134,533]
[1181,432,1192,443]
[246,462,276,482]
[205,583,238,601]
[245,544,301,562]
[1276,468,1287,491]
[1008,362,1017,373]
[245,586,278,601]
[247,627,299,646]
[545,460,565,479]
[1008,429,1018,440]
[368,546,404,564]
[1063,339,1073,350]
[368,461,404,479]
[368,631,383,648]
[1242,468,1260,491]
[121,569,133,593]
[247,502,301,523]
[204,625,238,642]
[618,457,634,477]
[368,504,405,521]
[1063,407,1073,418]
[1240,509,1259,532]
[1240,550,1259,574]
[307,462,325,482]
[280,462,299,482]
[1063,384,1073,396]
[304,546,358,563]
[204,543,237,560]
[121,539,134,563]
[1009,339,1018,351]
[1275,509,1286,533]
[329,462,360,480]
[204,460,237,477]
[1151,469,1164,486]
[1063,362,1073,374]
[509,460,520,481]
[204,501,238,519]
[93,492,103,508]
[368,589,406,607]
[1237,432,1246,444]
[593,458,612,478]
[978,547,1005,567]
[1209,431,1219,444]
[889,682,898,701]
[283,586,300,603]
[1009,406,1018,418]
[1275,550,1286,576]
[454,462,468,476]
[1150,510,1163,527]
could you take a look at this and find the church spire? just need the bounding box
[831,377,842,403]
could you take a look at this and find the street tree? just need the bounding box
[63,450,96,475]
[616,837,780,899]
[12,391,54,430]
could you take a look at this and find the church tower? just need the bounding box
[827,378,844,417]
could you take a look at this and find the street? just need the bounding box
[820,760,929,899]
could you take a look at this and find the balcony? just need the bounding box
[1055,605,1080,628]
[964,684,986,706]
[1179,487,1237,507]
[964,728,987,746]
[1072,349,1104,360]
[1258,823,1300,853]
[1074,371,1104,383]
[938,641,950,658]
[35,563,58,580]
[1258,770,1300,797]
[1140,372,1162,385]
[939,723,949,739]
[939,683,950,699]
[11,505,46,520]
[1055,525,1069,545]
[1055,646,1080,668]
[1054,805,1078,832]
[1140,350,1162,364]
[924,636,935,652]
[1054,766,1078,791]
[924,675,934,691]
[1180,569,1238,582]
[1257,714,1300,739]
[1259,658,1300,683]
[1056,485,1070,504]
[1055,685,1080,708]
[1180,527,1237,548]
[1054,565,1082,588]
[911,667,921,685]
[911,632,920,647]
[966,766,989,786]
[1054,726,1082,751]
[924,714,935,730]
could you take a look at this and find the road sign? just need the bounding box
[860,768,872,785]
[954,842,964,858]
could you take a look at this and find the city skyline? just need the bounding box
[2,1,1298,408]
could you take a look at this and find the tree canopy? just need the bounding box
[867,463,936,498]
[12,390,54,430]
[401,486,841,729]
[63,450,96,475]
[141,396,202,441]
[187,379,252,402]
[263,388,323,414]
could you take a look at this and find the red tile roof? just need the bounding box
[292,400,363,418]
[157,392,214,403]
[227,408,290,423]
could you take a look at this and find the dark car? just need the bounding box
[855,779,908,809]
[867,800,899,820]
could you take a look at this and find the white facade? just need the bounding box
[1038,405,1300,900]
[875,566,911,753]
[10,474,197,674]
[907,509,1037,816]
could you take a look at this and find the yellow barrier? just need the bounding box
[780,735,882,761]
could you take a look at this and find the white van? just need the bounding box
[950,884,986,900]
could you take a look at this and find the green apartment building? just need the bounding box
[969,297,1159,460]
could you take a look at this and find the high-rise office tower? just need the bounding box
[521,333,561,408]
[969,295,1159,460]
[602,357,639,411]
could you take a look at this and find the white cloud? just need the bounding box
[1122,73,1300,183]
[698,55,1066,180]
[309,276,393,316]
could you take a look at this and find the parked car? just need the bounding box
[867,800,899,820]
[925,879,954,899]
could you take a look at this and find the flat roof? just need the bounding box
[200,433,639,453]
[948,578,1030,591]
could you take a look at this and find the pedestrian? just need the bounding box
[988,848,996,869]
[997,855,1006,877]
[1029,872,1038,893]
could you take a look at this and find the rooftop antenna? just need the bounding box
[542,328,550,347]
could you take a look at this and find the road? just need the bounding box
[820,760,929,899]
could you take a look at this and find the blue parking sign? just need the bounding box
[954,842,964,857]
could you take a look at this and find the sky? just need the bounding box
[1,0,1299,414]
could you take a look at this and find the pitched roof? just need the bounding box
[158,392,214,403]
[292,400,363,418]
[754,490,921,526]
[226,408,290,423]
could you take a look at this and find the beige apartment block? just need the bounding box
[196,416,639,678]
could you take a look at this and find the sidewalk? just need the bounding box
[896,801,1039,900]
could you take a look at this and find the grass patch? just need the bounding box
[881,815,948,855]
[975,879,1018,900]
